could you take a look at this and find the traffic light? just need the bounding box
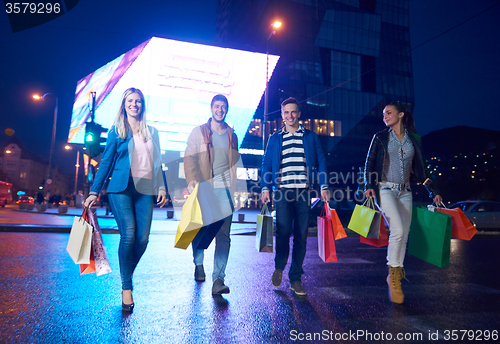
[84,122,107,157]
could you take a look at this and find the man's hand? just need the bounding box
[261,190,270,204]
[321,189,329,203]
[157,189,167,207]
[187,180,197,194]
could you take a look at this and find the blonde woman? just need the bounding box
[84,87,166,311]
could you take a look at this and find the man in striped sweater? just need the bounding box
[261,97,329,296]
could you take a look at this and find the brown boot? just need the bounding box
[387,266,404,304]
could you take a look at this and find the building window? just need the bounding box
[20,172,27,179]
[311,119,342,137]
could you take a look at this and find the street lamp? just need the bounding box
[263,21,282,151]
[33,93,58,200]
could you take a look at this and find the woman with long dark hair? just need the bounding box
[364,101,442,304]
[84,87,166,311]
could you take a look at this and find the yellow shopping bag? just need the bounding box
[174,183,203,249]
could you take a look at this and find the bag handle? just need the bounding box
[320,202,330,217]
[261,203,269,215]
[373,199,389,227]
[362,196,376,209]
[81,206,90,222]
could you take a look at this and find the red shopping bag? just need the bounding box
[435,207,477,240]
[360,218,389,247]
[317,204,338,262]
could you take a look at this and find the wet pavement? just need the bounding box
[1,205,500,343]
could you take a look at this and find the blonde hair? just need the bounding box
[113,87,151,141]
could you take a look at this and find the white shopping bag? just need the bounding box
[66,211,93,264]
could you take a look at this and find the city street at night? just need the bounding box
[0,205,499,343]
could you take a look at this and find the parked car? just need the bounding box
[448,200,500,231]
[16,196,34,205]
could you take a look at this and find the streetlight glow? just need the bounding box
[64,145,71,150]
[273,21,282,29]
[32,94,41,100]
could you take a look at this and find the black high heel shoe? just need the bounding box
[122,290,134,312]
[122,302,134,312]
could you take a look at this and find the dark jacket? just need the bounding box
[364,127,439,200]
[90,125,165,196]
[261,126,328,192]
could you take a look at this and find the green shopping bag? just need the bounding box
[408,206,452,268]
[348,197,381,238]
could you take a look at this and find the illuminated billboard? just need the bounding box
[68,37,280,151]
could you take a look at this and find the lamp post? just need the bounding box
[65,145,80,195]
[33,93,58,200]
[263,21,282,151]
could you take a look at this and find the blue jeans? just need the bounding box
[192,188,234,282]
[109,178,154,290]
[274,188,310,283]
[379,182,413,267]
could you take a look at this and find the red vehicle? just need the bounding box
[0,181,13,207]
[17,196,34,205]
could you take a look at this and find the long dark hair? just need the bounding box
[387,101,416,133]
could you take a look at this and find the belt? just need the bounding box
[381,181,409,190]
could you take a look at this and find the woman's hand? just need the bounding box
[83,195,98,208]
[365,189,375,199]
[157,189,167,208]
[433,194,443,206]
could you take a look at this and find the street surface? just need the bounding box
[0,205,499,343]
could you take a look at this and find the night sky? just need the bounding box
[1,0,499,175]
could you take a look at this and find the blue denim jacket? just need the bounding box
[90,125,165,196]
[261,126,328,192]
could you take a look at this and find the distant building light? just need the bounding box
[438,173,442,176]
[452,167,456,169]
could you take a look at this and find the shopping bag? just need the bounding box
[66,209,93,264]
[435,206,477,241]
[191,181,225,250]
[348,197,381,238]
[175,182,203,249]
[79,249,96,275]
[87,208,112,276]
[408,206,452,268]
[327,205,347,240]
[360,203,389,247]
[317,204,337,262]
[256,203,274,252]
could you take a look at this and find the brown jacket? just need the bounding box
[184,118,239,192]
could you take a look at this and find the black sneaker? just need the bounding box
[272,269,283,287]
[290,281,307,296]
[194,265,205,282]
[212,278,230,295]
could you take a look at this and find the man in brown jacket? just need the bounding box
[184,94,239,295]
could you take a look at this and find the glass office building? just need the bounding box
[216,0,415,185]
